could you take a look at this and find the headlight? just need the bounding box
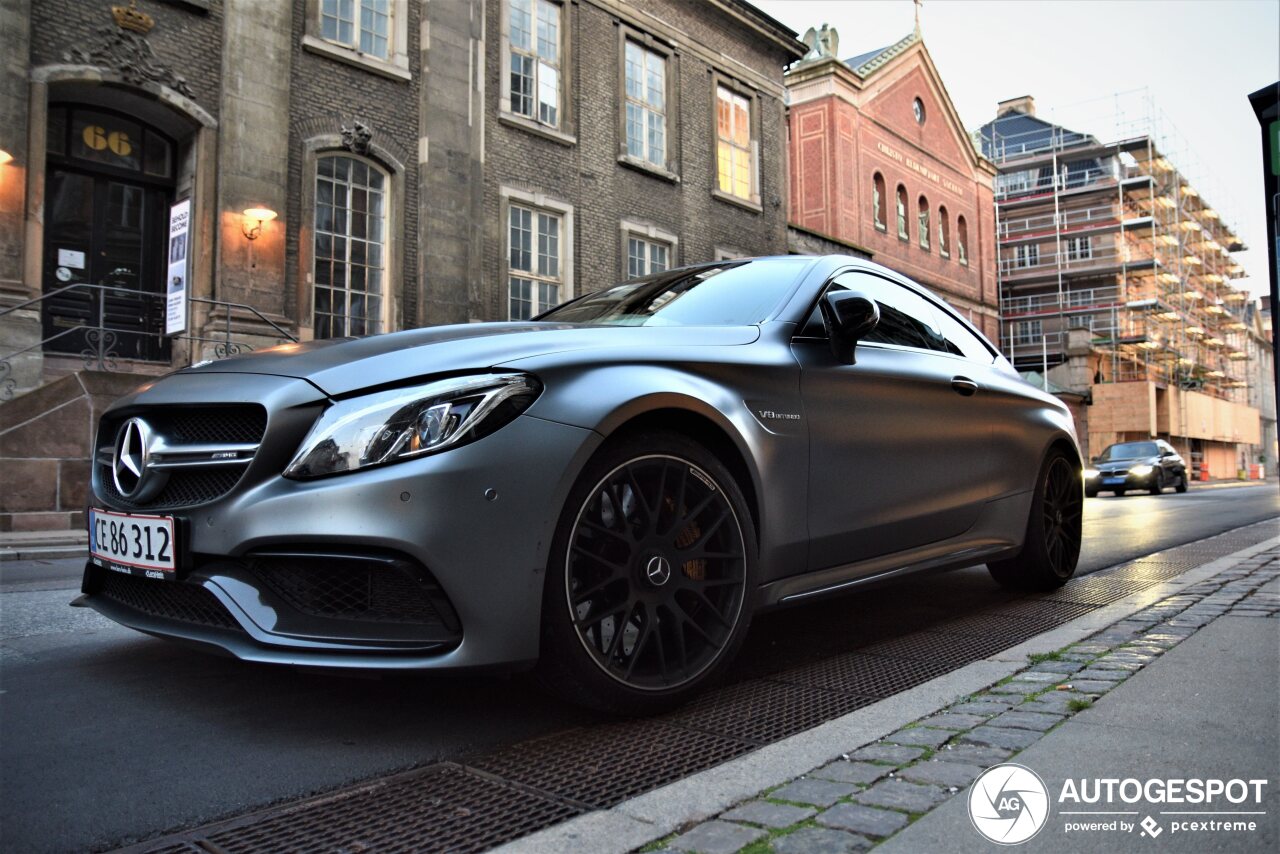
[284,373,540,478]
[1083,468,1100,479]
[1129,464,1154,477]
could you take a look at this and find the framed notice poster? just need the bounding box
[166,199,190,336]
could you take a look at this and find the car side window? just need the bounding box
[932,306,996,363]
[833,272,946,352]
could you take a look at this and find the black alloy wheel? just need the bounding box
[539,432,755,713]
[988,450,1083,590]
[1149,469,1164,495]
[1176,472,1189,493]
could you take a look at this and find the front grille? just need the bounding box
[248,556,460,631]
[95,569,240,631]
[99,466,247,509]
[1102,469,1128,477]
[95,405,267,510]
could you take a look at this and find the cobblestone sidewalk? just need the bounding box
[640,548,1280,854]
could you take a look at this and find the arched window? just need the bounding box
[917,195,930,250]
[873,172,887,230]
[957,215,969,266]
[314,154,389,338]
[896,184,908,240]
[938,206,950,258]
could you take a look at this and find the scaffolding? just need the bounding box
[979,90,1251,406]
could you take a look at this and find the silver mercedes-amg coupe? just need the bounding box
[79,254,1083,712]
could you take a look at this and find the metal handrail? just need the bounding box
[0,282,298,400]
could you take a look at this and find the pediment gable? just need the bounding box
[857,40,986,177]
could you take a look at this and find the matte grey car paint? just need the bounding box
[79,255,1079,670]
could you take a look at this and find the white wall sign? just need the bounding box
[166,199,191,336]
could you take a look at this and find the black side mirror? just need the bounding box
[820,290,880,364]
[1160,450,1174,458]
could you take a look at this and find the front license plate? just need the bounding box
[1102,477,1124,486]
[89,508,177,579]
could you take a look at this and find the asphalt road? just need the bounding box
[1,483,1275,853]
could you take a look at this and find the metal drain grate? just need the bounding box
[929,612,1044,638]
[137,764,582,854]
[664,679,877,745]
[989,598,1099,622]
[467,721,754,809]
[858,629,1027,665]
[770,652,954,698]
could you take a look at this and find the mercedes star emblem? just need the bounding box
[113,417,153,498]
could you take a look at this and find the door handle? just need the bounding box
[951,376,979,396]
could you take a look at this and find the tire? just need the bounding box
[1175,473,1188,493]
[1148,470,1164,495]
[537,430,757,714]
[988,449,1082,590]
[1114,489,1125,497]
[1084,486,1098,498]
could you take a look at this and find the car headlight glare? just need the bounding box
[285,373,540,479]
[1130,464,1154,476]
[1083,468,1100,479]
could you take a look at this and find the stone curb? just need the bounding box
[489,533,1280,854]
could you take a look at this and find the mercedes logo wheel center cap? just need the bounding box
[645,555,672,587]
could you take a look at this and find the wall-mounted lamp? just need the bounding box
[0,149,13,166]
[241,207,277,240]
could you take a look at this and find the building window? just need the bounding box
[957,216,969,265]
[509,203,564,319]
[509,0,561,127]
[1013,319,1043,345]
[896,184,908,240]
[627,236,670,278]
[873,172,886,230]
[321,0,391,58]
[1014,244,1040,268]
[1065,235,1092,261]
[913,97,926,125]
[917,196,930,250]
[716,85,755,201]
[314,154,387,338]
[938,206,950,257]
[624,41,666,167]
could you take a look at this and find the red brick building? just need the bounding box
[784,29,1001,342]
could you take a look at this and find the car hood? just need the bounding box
[1097,455,1160,468]
[180,322,761,396]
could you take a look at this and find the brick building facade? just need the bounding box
[0,0,804,533]
[783,29,1001,343]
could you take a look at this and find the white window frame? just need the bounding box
[1015,243,1040,268]
[312,153,391,338]
[714,82,760,208]
[1065,235,1093,261]
[502,0,564,131]
[621,220,677,279]
[502,186,573,320]
[303,0,410,80]
[1013,319,1043,346]
[624,40,668,168]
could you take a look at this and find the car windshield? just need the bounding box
[537,258,813,327]
[1098,441,1159,461]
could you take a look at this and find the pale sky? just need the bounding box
[755,0,1280,298]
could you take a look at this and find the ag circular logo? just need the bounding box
[968,763,1050,845]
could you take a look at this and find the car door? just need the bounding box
[793,270,994,572]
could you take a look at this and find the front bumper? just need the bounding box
[80,405,602,670]
[1086,469,1157,491]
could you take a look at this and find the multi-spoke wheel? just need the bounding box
[539,431,755,713]
[988,449,1082,590]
